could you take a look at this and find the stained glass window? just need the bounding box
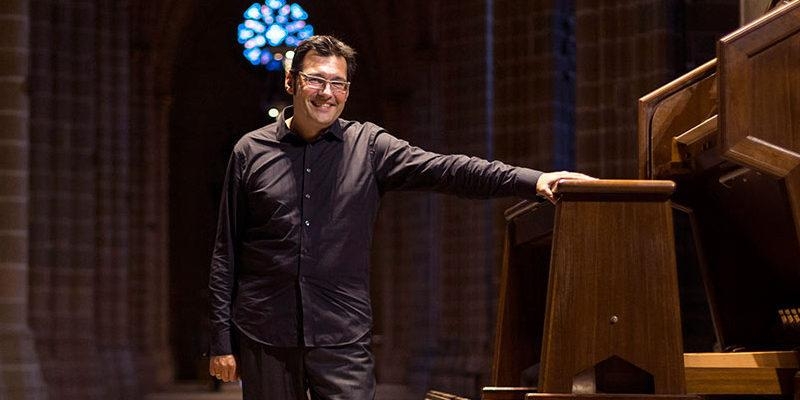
[237,1,314,71]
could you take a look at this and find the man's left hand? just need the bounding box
[536,171,596,203]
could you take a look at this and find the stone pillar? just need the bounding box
[53,0,104,396]
[27,0,56,394]
[130,57,174,391]
[129,54,164,389]
[152,94,174,387]
[128,2,177,389]
[95,1,137,399]
[0,0,48,399]
[28,1,105,399]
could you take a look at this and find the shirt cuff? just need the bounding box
[514,167,543,200]
[210,328,233,356]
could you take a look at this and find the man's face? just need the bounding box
[286,52,349,139]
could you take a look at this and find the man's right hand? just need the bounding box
[209,354,239,382]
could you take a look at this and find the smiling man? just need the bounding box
[208,35,591,400]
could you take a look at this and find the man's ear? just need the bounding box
[285,72,295,94]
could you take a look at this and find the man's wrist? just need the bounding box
[514,168,543,199]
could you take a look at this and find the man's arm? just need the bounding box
[370,129,592,200]
[208,150,244,382]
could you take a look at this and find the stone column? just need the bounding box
[28,1,105,399]
[152,94,174,387]
[130,53,175,391]
[0,0,48,399]
[129,52,161,388]
[129,2,178,389]
[27,0,57,395]
[95,1,137,399]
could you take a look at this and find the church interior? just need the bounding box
[1,0,798,399]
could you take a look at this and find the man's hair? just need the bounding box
[290,35,357,81]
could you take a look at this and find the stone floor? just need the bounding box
[145,382,241,400]
[145,382,417,400]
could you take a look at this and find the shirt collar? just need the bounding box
[275,106,344,143]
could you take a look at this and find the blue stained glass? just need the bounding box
[265,24,288,46]
[290,3,308,20]
[244,48,262,64]
[268,0,285,10]
[244,19,266,33]
[245,35,267,49]
[238,1,314,70]
[286,20,305,33]
[244,3,262,19]
[237,25,255,43]
[297,25,313,39]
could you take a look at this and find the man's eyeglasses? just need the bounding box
[296,71,350,93]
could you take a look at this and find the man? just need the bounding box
[209,35,591,399]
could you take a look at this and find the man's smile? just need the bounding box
[310,100,335,109]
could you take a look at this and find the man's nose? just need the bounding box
[319,82,334,96]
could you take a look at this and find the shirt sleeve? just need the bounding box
[369,128,543,199]
[209,149,245,356]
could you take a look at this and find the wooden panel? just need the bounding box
[637,59,717,179]
[719,0,800,157]
[685,367,796,394]
[538,180,685,394]
[684,350,800,368]
[673,115,718,165]
[683,350,800,395]
[724,135,800,178]
[491,202,554,386]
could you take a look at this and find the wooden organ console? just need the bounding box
[428,2,800,399]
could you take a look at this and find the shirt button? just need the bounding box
[305,168,311,173]
[304,220,310,227]
[304,193,311,199]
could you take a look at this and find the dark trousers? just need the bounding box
[236,330,375,400]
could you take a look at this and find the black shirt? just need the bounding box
[209,107,543,355]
